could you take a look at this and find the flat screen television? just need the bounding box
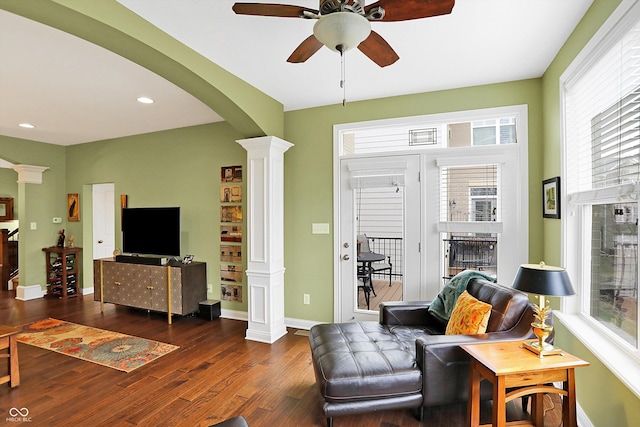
[122,207,180,257]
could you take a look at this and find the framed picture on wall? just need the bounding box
[221,284,243,302]
[0,198,14,222]
[220,205,243,223]
[221,225,242,242]
[220,185,242,203]
[221,165,242,183]
[220,264,243,282]
[542,177,560,219]
[220,245,242,262]
[67,193,80,222]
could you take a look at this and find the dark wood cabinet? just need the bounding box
[43,247,82,298]
[94,259,207,323]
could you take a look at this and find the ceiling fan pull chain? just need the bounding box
[339,45,347,107]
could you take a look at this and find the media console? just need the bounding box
[94,258,207,324]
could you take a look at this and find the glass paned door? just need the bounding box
[338,155,420,322]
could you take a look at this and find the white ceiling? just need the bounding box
[0,0,594,146]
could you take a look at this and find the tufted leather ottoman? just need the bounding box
[309,322,422,427]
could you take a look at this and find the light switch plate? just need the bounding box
[312,223,330,234]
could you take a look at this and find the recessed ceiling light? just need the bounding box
[19,123,35,129]
[137,97,154,104]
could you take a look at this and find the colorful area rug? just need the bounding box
[16,318,179,373]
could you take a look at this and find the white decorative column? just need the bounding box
[237,136,293,343]
[7,163,49,300]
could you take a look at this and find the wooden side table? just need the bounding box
[0,325,20,388]
[461,341,589,427]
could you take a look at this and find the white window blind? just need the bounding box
[565,20,640,194]
[355,187,403,238]
[562,1,640,357]
[591,87,640,188]
[439,164,500,223]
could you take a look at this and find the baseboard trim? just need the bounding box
[15,284,44,301]
[284,317,323,330]
[219,312,323,331]
[220,309,248,322]
[577,402,593,427]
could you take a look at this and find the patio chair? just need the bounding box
[357,234,393,286]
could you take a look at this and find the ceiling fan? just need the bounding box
[232,0,455,67]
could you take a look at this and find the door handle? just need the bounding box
[342,254,350,261]
[98,240,103,244]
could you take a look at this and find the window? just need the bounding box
[590,203,638,346]
[561,0,640,393]
[472,118,516,146]
[470,187,498,222]
[440,165,499,222]
[339,113,518,155]
[439,163,502,280]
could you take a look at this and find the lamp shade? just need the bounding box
[313,12,371,52]
[512,262,575,297]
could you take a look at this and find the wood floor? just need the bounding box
[0,290,562,427]
[357,279,403,310]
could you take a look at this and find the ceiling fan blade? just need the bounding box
[357,31,399,67]
[365,0,455,22]
[287,35,324,63]
[232,3,318,18]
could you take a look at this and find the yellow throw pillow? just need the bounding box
[445,290,492,335]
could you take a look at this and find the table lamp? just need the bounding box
[512,262,575,357]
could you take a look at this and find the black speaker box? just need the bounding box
[199,299,221,321]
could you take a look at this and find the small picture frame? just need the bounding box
[220,245,242,262]
[221,225,242,242]
[220,185,242,203]
[0,198,14,222]
[221,165,242,183]
[220,205,243,223]
[67,193,80,222]
[220,264,243,282]
[542,177,561,219]
[221,284,243,302]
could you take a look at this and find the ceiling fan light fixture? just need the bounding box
[313,12,371,53]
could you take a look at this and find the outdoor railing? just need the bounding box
[366,236,403,281]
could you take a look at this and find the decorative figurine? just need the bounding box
[57,229,65,247]
[67,235,75,248]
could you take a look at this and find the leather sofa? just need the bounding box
[309,278,538,427]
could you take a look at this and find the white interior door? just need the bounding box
[337,154,421,322]
[92,183,115,260]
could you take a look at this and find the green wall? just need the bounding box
[0,135,67,286]
[540,0,640,425]
[65,122,248,311]
[0,167,18,202]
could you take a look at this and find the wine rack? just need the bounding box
[43,247,82,298]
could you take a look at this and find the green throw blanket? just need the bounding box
[428,270,496,324]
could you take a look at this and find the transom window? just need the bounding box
[340,114,517,155]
